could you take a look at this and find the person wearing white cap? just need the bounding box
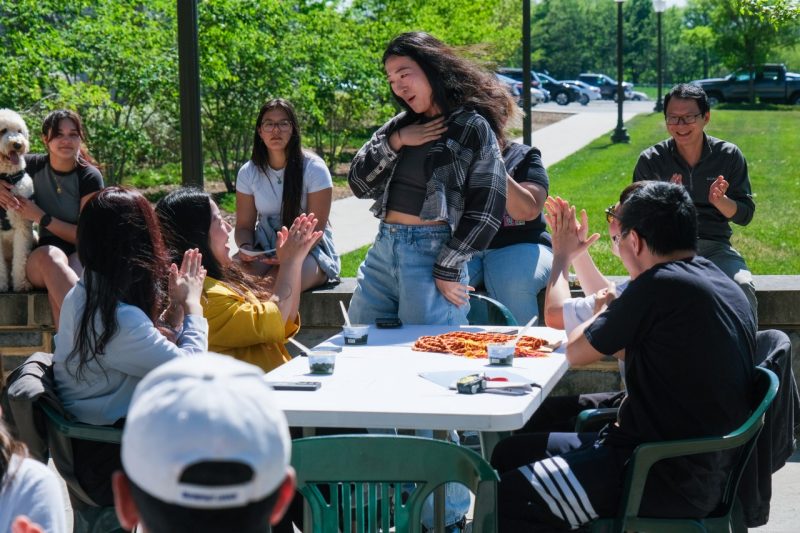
[111,353,295,533]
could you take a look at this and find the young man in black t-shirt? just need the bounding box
[493,182,756,531]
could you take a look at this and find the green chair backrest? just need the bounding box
[292,435,499,533]
[593,366,779,533]
[467,293,518,326]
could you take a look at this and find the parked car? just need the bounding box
[577,73,633,101]
[497,67,569,105]
[496,73,544,108]
[561,79,602,105]
[691,64,800,105]
[534,72,582,105]
[495,73,521,98]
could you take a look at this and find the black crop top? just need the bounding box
[386,141,433,215]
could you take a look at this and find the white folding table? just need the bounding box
[265,324,568,532]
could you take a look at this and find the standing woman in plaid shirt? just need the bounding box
[347,32,512,325]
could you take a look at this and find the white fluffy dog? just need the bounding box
[0,109,35,292]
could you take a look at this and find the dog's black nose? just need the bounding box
[12,142,22,150]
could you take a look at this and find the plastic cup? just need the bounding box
[487,344,515,366]
[343,324,369,345]
[308,350,337,374]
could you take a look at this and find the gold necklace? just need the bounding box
[51,172,63,194]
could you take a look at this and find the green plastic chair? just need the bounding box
[467,293,518,326]
[39,402,124,533]
[291,435,499,533]
[39,403,123,444]
[588,366,778,533]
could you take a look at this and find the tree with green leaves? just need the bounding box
[703,0,800,101]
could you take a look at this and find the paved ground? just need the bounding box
[329,100,654,255]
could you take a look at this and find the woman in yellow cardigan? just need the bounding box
[156,188,321,372]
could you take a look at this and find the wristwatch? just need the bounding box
[39,214,53,228]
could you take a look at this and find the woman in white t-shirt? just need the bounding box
[0,411,66,533]
[235,98,340,291]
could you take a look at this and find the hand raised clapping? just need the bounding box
[275,213,323,265]
[708,175,729,205]
[544,196,599,262]
[169,248,206,316]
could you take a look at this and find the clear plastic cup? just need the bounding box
[308,350,337,374]
[343,324,369,345]
[487,344,515,366]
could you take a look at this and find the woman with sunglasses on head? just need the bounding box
[0,110,104,328]
[235,98,339,291]
[508,183,646,435]
[347,32,511,326]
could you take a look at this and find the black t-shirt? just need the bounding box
[25,154,104,252]
[585,256,756,515]
[487,142,550,249]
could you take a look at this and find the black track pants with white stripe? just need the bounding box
[493,432,631,531]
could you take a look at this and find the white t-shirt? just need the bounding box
[0,455,67,533]
[562,280,630,334]
[236,152,332,218]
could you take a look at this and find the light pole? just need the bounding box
[653,0,666,112]
[611,0,630,143]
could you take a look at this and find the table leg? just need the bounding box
[478,431,510,462]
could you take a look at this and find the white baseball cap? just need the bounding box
[121,353,291,509]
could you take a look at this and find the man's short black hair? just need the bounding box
[127,466,280,533]
[664,83,710,117]
[618,181,697,256]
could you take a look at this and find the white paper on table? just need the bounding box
[418,370,535,391]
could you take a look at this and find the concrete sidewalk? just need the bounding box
[329,101,650,255]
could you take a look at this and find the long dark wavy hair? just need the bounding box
[382,32,515,143]
[70,187,169,379]
[250,98,305,230]
[41,109,100,168]
[156,188,272,300]
[1,415,27,487]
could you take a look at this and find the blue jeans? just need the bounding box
[697,239,757,318]
[467,243,553,325]
[349,223,469,325]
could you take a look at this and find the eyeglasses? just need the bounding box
[611,230,631,247]
[665,113,704,125]
[260,120,293,132]
[604,204,620,224]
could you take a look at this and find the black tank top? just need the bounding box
[386,141,433,216]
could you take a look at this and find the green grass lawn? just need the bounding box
[340,106,799,276]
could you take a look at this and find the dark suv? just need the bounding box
[577,73,633,101]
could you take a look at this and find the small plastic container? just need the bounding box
[487,344,515,366]
[308,350,337,374]
[343,324,369,345]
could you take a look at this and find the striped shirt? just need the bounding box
[348,108,507,281]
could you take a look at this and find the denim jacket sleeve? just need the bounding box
[433,115,506,281]
[348,113,404,200]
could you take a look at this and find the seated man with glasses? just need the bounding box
[633,83,756,317]
[492,181,756,531]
